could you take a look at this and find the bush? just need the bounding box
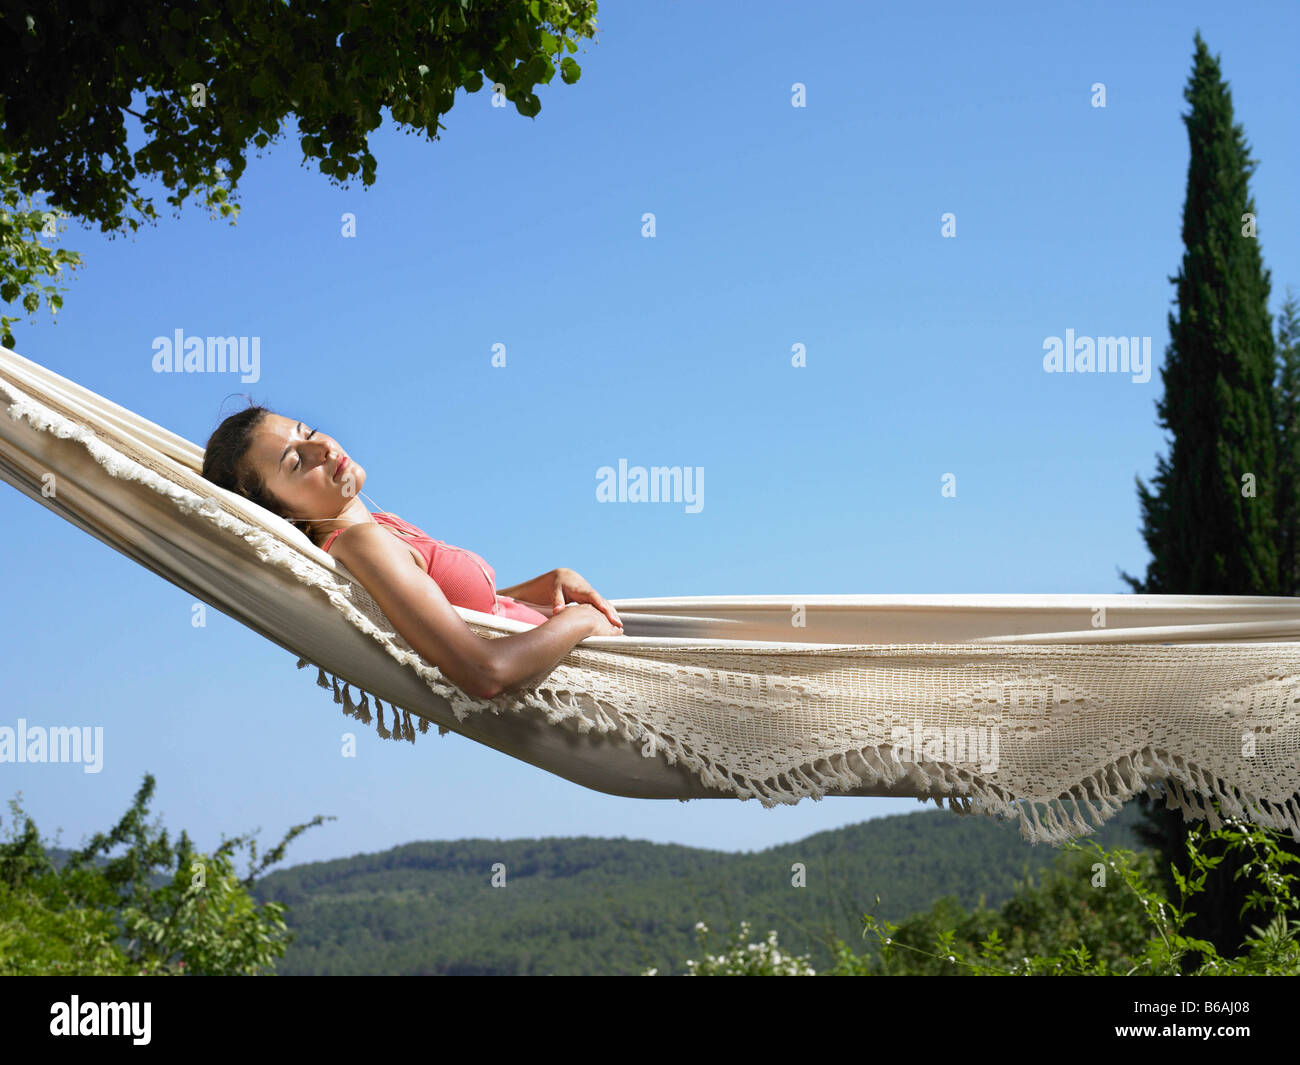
[649,818,1300,976]
[0,774,330,975]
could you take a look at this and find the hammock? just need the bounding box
[3,345,1300,846]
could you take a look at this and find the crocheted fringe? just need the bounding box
[298,657,432,745]
[313,648,1300,845]
[290,648,1300,845]
[490,678,1300,847]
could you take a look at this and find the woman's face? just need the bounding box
[244,413,366,523]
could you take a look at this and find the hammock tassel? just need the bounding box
[375,701,391,739]
[355,691,372,725]
[316,667,330,690]
[402,709,416,744]
[331,674,342,705]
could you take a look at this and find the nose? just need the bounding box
[307,437,336,469]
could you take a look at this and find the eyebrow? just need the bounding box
[278,422,303,467]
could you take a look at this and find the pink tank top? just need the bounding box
[321,512,548,625]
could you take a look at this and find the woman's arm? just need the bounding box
[506,598,559,617]
[496,570,558,603]
[499,567,622,627]
[330,523,612,700]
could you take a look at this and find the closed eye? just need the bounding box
[293,426,317,471]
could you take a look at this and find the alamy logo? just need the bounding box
[152,329,261,383]
[50,997,150,1045]
[0,719,103,773]
[1042,330,1151,383]
[890,721,1000,773]
[596,459,704,513]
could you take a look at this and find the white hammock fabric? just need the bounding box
[3,345,1300,845]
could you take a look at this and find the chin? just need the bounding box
[344,463,366,497]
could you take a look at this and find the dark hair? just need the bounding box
[201,403,307,533]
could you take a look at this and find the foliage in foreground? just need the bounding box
[0,0,600,348]
[654,818,1300,975]
[0,774,329,975]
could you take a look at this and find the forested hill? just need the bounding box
[252,803,1148,975]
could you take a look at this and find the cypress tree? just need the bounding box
[1274,288,1300,594]
[1118,30,1289,960]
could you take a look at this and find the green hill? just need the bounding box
[252,802,1149,975]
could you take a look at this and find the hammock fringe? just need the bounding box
[292,652,1300,843]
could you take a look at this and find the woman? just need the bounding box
[201,405,625,702]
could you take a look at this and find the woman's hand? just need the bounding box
[545,567,622,629]
[560,602,625,637]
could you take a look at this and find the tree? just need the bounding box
[1273,288,1300,594]
[0,151,83,350]
[848,822,1300,976]
[0,774,331,975]
[1118,30,1294,960]
[1120,30,1278,598]
[650,823,1300,976]
[0,0,599,346]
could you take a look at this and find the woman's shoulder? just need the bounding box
[324,520,388,551]
[327,520,427,572]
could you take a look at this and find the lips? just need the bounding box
[334,456,348,481]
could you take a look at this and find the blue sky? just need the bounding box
[2,0,1297,868]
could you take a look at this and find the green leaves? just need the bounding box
[0,775,330,975]
[0,0,598,337]
[835,823,1300,975]
[0,152,83,348]
[521,54,551,85]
